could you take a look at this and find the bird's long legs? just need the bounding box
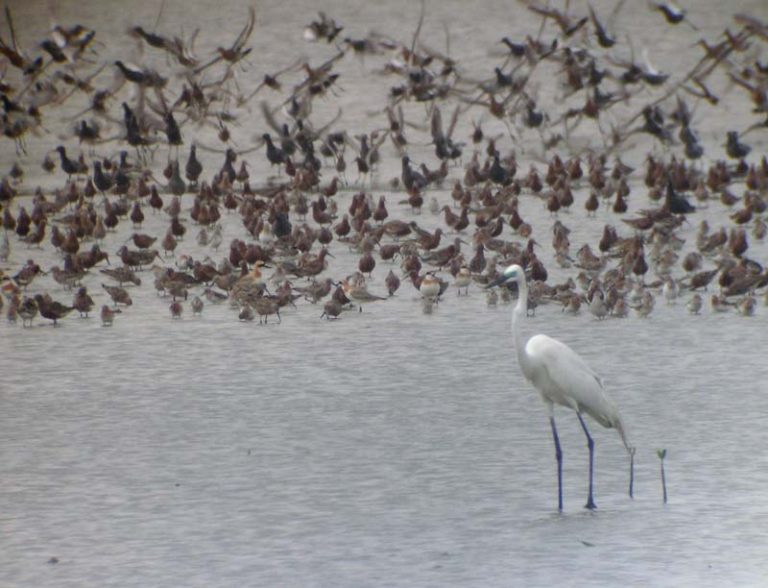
[549,416,563,512]
[577,413,597,510]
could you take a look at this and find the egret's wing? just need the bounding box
[526,334,615,427]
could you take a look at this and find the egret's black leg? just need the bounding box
[549,416,563,512]
[577,413,597,510]
[629,447,635,499]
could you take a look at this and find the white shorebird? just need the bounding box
[663,277,679,305]
[419,272,442,301]
[487,264,635,511]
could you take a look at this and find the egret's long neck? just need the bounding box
[512,274,529,373]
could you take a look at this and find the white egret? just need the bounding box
[488,264,635,511]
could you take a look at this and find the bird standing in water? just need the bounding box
[487,264,635,511]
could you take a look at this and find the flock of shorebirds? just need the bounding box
[1,2,767,328]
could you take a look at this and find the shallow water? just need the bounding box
[3,189,768,587]
[2,1,768,587]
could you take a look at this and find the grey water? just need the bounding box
[2,0,768,586]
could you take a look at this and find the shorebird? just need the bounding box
[252,296,281,324]
[18,296,38,327]
[687,293,703,315]
[72,287,95,317]
[294,278,334,303]
[191,296,204,315]
[320,299,343,320]
[100,305,120,326]
[341,276,386,312]
[385,270,400,296]
[737,295,756,317]
[453,266,472,296]
[34,294,74,326]
[589,290,609,320]
[419,272,442,302]
[170,300,184,319]
[662,277,679,305]
[486,264,634,511]
[710,295,732,313]
[101,266,142,286]
[725,131,751,160]
[102,283,133,306]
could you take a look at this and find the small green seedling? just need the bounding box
[657,449,668,504]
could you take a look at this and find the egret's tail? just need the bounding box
[614,415,634,455]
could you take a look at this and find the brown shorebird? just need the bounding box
[18,296,38,327]
[117,245,159,269]
[686,268,719,290]
[341,277,385,312]
[381,220,411,240]
[100,265,142,286]
[421,238,464,268]
[170,300,184,319]
[320,299,343,319]
[100,304,121,326]
[191,296,204,315]
[296,248,332,278]
[102,283,133,306]
[294,278,334,303]
[385,269,400,296]
[130,233,157,249]
[252,295,281,324]
[72,286,95,317]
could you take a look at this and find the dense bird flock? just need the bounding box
[1,2,767,327]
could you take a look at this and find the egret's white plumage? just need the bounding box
[489,264,634,511]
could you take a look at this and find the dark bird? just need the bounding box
[588,4,616,48]
[401,156,427,192]
[130,202,145,227]
[725,131,751,160]
[72,287,94,317]
[664,182,695,214]
[168,161,186,196]
[185,144,203,184]
[93,160,113,195]
[489,155,511,186]
[55,146,80,180]
[163,111,182,146]
[641,106,671,142]
[121,102,148,146]
[34,294,74,326]
[263,133,286,169]
[653,2,686,24]
[501,37,527,58]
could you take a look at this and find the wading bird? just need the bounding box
[487,264,635,511]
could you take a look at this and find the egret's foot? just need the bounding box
[585,499,597,510]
